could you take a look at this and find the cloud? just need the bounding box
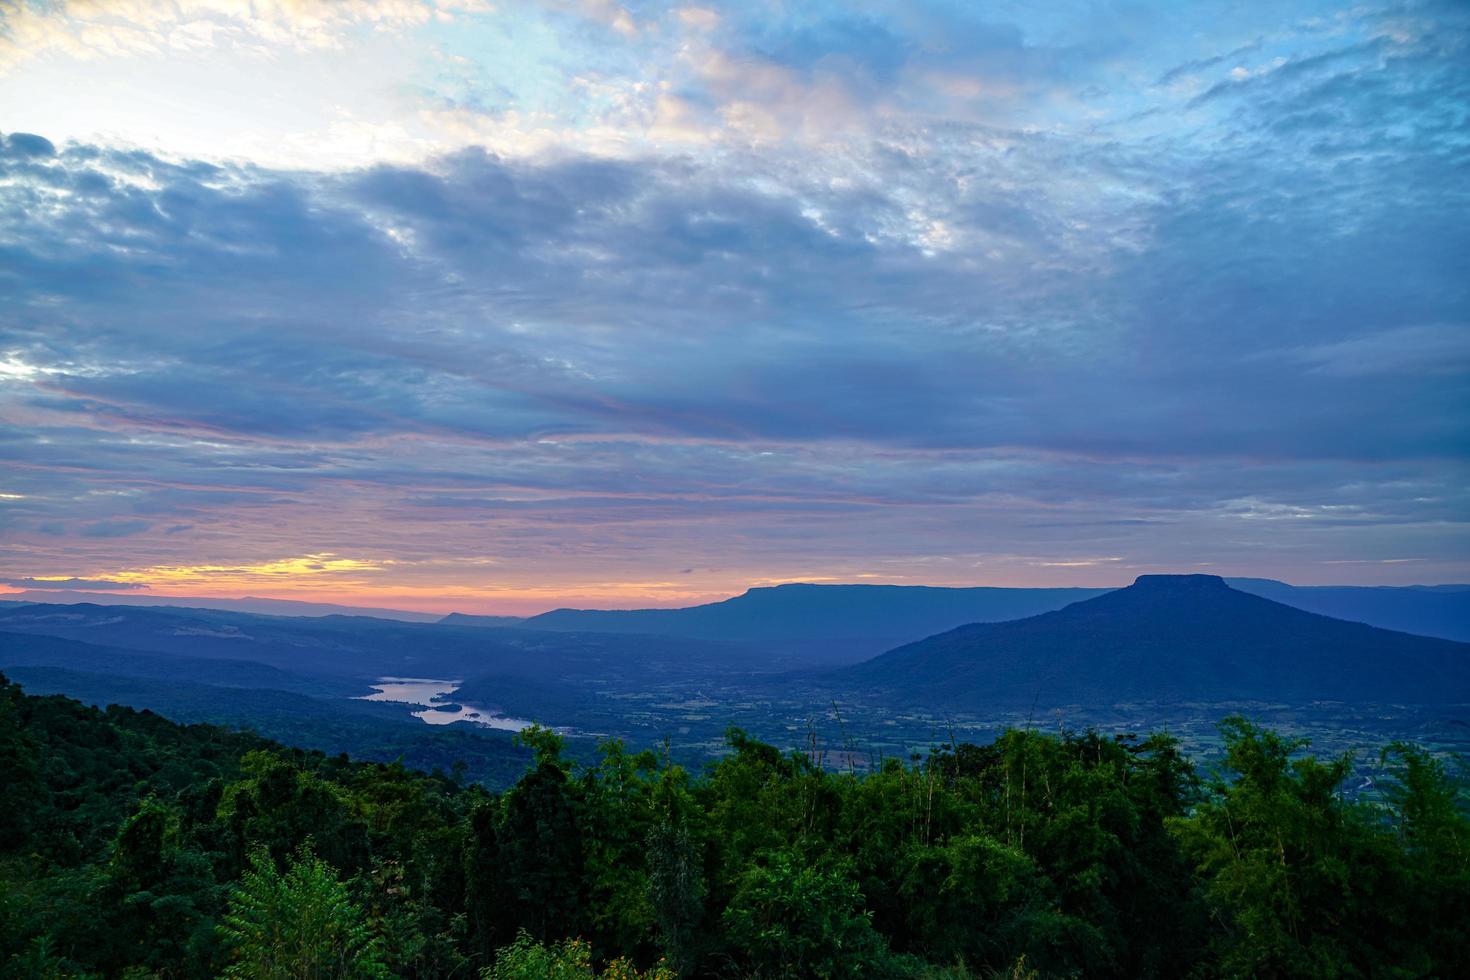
[102,554,392,586]
[1293,324,1470,378]
[0,132,55,158]
[0,1,1466,594]
[79,519,151,538]
[1156,39,1264,86]
[0,0,451,73]
[0,576,146,590]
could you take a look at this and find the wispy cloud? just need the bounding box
[0,576,146,590]
[0,0,456,73]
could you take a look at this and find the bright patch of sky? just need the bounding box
[0,0,1409,167]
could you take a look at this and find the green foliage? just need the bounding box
[483,931,674,980]
[218,751,371,877]
[463,799,506,961]
[484,932,597,980]
[2,675,1467,980]
[514,723,568,769]
[646,761,704,975]
[497,756,587,941]
[218,845,387,979]
[578,740,661,958]
[722,850,901,978]
[1377,741,1470,978]
[1171,717,1442,978]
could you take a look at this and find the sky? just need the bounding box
[0,0,1466,614]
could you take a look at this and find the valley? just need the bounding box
[3,577,1466,786]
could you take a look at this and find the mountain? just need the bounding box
[489,583,1113,661]
[828,575,1470,709]
[0,590,442,622]
[1225,578,1470,642]
[0,601,786,682]
[448,579,1470,659]
[0,630,358,697]
[439,612,527,628]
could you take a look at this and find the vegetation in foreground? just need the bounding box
[1,672,1467,979]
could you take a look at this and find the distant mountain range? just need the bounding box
[0,602,776,682]
[439,613,531,628]
[1225,578,1470,642]
[826,575,1470,709]
[0,590,443,622]
[9,577,1467,651]
[456,583,1115,660]
[0,630,357,697]
[2,576,1466,772]
[440,578,1470,648]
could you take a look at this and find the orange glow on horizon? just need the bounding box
[14,552,1439,617]
[0,581,742,616]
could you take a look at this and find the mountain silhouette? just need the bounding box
[828,574,1470,708]
[478,583,1111,661]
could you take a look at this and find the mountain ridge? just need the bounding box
[441,578,1470,645]
[468,583,1115,660]
[0,590,443,622]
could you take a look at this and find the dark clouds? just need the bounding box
[1,0,1467,597]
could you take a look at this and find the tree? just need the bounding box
[483,931,674,980]
[1172,717,1417,977]
[464,799,507,963]
[218,844,387,979]
[721,850,900,978]
[498,739,587,941]
[580,739,661,959]
[646,762,703,976]
[1378,742,1470,976]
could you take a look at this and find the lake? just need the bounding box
[356,677,537,732]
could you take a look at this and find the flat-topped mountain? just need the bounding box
[440,580,1470,660]
[828,575,1470,708]
[470,583,1112,660]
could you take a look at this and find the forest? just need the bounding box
[2,671,1467,979]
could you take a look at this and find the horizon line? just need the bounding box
[4,575,1469,619]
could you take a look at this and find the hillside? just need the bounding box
[829,574,1470,709]
[3,673,1466,979]
[0,630,357,697]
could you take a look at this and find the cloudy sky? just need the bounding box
[1,0,1466,613]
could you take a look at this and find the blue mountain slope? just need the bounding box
[496,583,1112,659]
[829,575,1470,708]
[0,602,788,680]
[1226,578,1470,642]
[449,580,1470,656]
[0,630,359,696]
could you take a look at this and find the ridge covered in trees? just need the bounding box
[2,672,1467,979]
